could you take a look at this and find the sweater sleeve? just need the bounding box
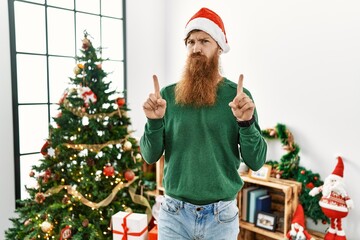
[238,110,267,171]
[139,118,165,164]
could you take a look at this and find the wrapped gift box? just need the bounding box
[148,225,158,240]
[112,211,148,240]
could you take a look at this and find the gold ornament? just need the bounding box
[123,141,132,151]
[40,220,53,233]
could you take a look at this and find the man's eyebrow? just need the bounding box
[189,36,210,41]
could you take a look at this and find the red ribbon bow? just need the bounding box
[113,212,147,240]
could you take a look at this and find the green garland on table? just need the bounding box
[261,123,329,225]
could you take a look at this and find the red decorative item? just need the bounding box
[103,165,115,177]
[306,182,314,189]
[42,169,52,184]
[124,169,135,181]
[116,97,126,107]
[300,170,305,175]
[41,141,50,156]
[35,193,46,204]
[309,156,354,240]
[80,87,97,104]
[148,225,158,240]
[285,204,314,240]
[60,225,72,240]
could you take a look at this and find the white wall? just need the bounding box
[0,0,16,238]
[127,0,360,238]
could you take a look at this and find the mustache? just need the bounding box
[190,52,206,59]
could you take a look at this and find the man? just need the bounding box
[140,7,267,239]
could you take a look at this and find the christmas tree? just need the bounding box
[6,32,151,240]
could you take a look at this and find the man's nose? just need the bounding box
[193,43,202,53]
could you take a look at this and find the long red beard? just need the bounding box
[175,52,221,107]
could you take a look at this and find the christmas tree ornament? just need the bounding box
[40,220,53,233]
[309,156,354,240]
[62,196,70,204]
[103,164,115,177]
[116,97,126,107]
[41,141,50,156]
[82,219,89,227]
[82,37,91,50]
[124,169,135,181]
[285,204,315,240]
[123,141,132,151]
[35,192,46,204]
[86,158,95,167]
[24,219,32,226]
[60,225,72,239]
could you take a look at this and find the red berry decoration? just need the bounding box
[306,182,314,189]
[116,97,126,107]
[103,165,115,177]
[300,170,305,174]
[124,169,135,181]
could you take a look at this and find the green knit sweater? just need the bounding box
[140,78,267,205]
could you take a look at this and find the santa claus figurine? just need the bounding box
[309,156,354,240]
[285,204,315,240]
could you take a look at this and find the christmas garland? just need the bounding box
[262,123,329,225]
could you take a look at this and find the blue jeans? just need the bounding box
[158,195,239,240]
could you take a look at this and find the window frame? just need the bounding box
[7,0,127,202]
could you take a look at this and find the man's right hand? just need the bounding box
[142,75,167,119]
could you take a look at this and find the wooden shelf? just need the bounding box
[240,220,284,239]
[238,174,302,237]
[238,174,325,240]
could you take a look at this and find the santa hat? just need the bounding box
[331,156,344,180]
[184,8,230,53]
[292,204,305,228]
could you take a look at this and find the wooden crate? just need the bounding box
[238,174,301,239]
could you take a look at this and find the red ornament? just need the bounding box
[35,192,46,204]
[103,165,115,177]
[306,182,315,189]
[314,176,318,181]
[300,170,305,175]
[124,169,135,181]
[116,97,126,107]
[60,225,72,240]
[41,141,50,156]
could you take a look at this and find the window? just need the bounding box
[8,0,127,200]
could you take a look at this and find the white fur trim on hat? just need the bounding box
[185,17,230,53]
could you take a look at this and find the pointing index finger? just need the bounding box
[153,74,160,98]
[237,74,244,94]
